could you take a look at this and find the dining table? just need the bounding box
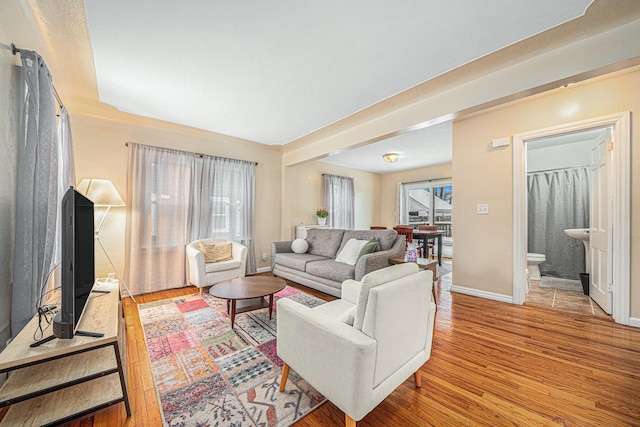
[412,229,444,266]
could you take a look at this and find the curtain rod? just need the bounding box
[124,142,257,165]
[528,165,588,174]
[11,43,65,110]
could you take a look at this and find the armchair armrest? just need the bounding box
[186,243,206,286]
[231,242,248,277]
[341,279,362,305]
[354,237,405,281]
[271,240,293,271]
[277,298,376,417]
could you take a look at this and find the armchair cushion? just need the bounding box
[205,259,242,273]
[199,241,232,263]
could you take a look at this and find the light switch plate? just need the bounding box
[477,204,489,215]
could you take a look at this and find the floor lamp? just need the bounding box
[77,178,136,303]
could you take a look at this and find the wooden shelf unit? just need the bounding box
[0,281,130,426]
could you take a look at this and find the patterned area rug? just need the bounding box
[138,286,327,426]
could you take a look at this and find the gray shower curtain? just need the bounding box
[527,167,589,280]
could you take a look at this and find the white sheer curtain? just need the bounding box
[12,51,75,336]
[126,144,257,294]
[125,144,194,295]
[323,174,355,229]
[192,156,257,273]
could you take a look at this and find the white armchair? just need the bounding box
[277,263,436,426]
[186,238,248,294]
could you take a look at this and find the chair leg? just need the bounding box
[199,287,203,295]
[279,363,290,392]
[346,414,356,427]
[414,370,422,388]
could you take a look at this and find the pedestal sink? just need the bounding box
[564,228,590,274]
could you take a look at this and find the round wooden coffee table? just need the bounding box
[209,276,286,328]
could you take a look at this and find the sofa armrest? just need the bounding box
[276,298,376,418]
[353,236,405,281]
[271,240,293,270]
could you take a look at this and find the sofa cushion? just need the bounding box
[335,239,369,265]
[353,263,419,331]
[305,259,355,283]
[274,253,328,272]
[291,238,309,253]
[358,238,380,258]
[338,229,397,253]
[306,228,345,258]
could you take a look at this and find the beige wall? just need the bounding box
[452,68,640,317]
[282,161,381,240]
[73,115,282,277]
[379,164,452,228]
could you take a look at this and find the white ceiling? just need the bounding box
[84,0,594,152]
[320,121,452,173]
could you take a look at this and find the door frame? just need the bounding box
[512,112,630,325]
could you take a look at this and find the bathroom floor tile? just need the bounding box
[525,280,610,319]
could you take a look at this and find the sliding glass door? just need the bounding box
[399,180,452,237]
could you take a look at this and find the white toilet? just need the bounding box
[527,253,546,281]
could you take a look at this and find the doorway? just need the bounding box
[524,128,609,317]
[512,112,631,325]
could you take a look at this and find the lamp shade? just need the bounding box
[76,178,125,206]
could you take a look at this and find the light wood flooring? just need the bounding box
[6,273,640,426]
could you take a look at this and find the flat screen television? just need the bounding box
[52,186,96,339]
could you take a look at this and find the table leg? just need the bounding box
[269,294,274,319]
[437,235,442,266]
[230,300,236,328]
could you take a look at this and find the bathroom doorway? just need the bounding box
[512,112,631,325]
[524,128,608,317]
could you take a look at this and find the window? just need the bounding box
[399,180,452,237]
[323,174,354,229]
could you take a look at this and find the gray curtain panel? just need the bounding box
[12,51,74,336]
[527,167,589,280]
[323,174,355,229]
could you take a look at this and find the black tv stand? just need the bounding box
[29,329,105,348]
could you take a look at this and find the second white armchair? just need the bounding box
[186,238,248,294]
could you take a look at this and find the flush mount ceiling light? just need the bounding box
[383,153,400,163]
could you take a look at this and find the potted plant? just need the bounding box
[316,208,328,225]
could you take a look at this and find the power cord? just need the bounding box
[33,304,58,341]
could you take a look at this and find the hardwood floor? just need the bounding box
[15,275,640,426]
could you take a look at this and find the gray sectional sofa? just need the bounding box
[271,228,406,297]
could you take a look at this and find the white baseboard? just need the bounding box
[256,266,271,274]
[628,317,640,328]
[450,285,514,304]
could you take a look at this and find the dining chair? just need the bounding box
[417,225,438,259]
[392,226,413,252]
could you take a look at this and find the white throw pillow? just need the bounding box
[335,239,369,265]
[291,239,309,254]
